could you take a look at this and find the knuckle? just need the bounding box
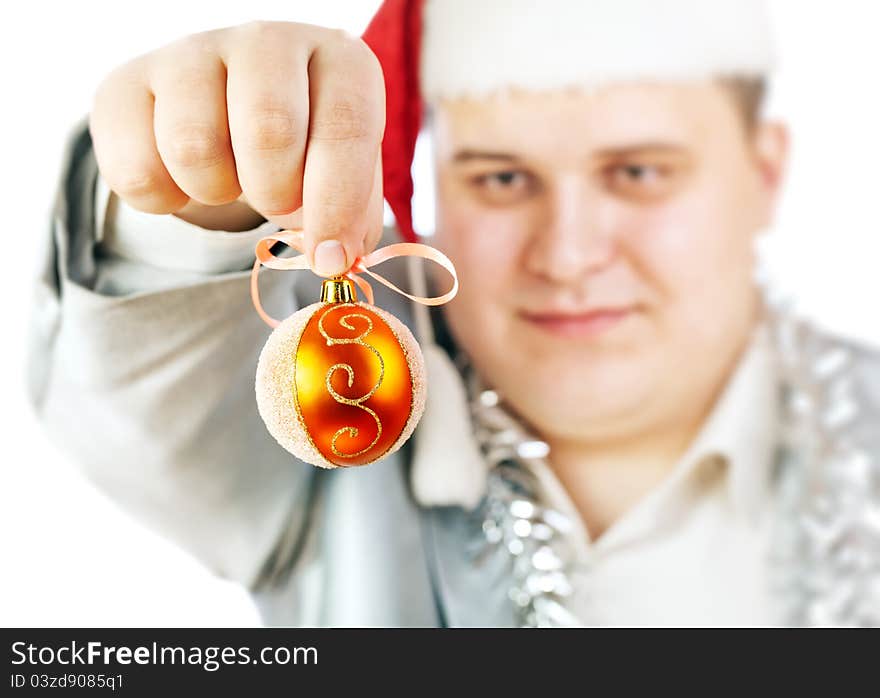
[325,31,385,97]
[163,122,226,169]
[110,165,166,201]
[242,105,301,152]
[91,74,113,113]
[325,27,359,48]
[150,37,225,90]
[196,187,243,207]
[159,33,208,64]
[179,28,217,53]
[311,96,374,143]
[236,19,288,43]
[91,64,134,115]
[350,34,383,74]
[325,27,373,56]
[247,186,302,217]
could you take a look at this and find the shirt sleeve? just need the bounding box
[94,170,280,275]
[26,115,318,592]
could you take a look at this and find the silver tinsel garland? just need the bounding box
[458,295,880,627]
[765,299,880,626]
[462,371,582,627]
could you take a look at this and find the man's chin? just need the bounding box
[500,375,652,431]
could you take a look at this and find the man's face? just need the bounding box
[431,81,786,445]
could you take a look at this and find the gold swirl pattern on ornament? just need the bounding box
[318,307,385,458]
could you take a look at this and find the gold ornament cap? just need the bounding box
[320,277,358,304]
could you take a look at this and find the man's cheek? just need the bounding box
[446,225,520,283]
[628,203,706,254]
[630,209,725,283]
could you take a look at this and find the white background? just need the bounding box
[0,1,878,626]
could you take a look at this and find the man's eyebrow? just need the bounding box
[452,149,522,163]
[594,142,689,158]
[451,143,688,164]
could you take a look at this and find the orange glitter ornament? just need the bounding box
[250,229,458,469]
[256,279,426,468]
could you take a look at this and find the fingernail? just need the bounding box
[313,239,347,277]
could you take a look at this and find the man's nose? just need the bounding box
[523,176,616,284]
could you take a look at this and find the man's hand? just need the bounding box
[89,21,386,277]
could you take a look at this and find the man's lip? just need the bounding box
[518,306,636,337]
[521,305,635,321]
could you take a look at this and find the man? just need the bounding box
[27,0,880,626]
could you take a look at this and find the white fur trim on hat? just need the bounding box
[420,0,775,103]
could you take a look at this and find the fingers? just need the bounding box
[312,150,385,277]
[91,22,387,279]
[149,36,241,206]
[302,34,386,276]
[90,60,189,214]
[363,151,386,254]
[223,22,310,224]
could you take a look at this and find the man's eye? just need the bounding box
[477,171,526,188]
[468,170,534,204]
[617,164,661,182]
[605,162,678,201]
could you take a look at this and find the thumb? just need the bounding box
[362,150,386,256]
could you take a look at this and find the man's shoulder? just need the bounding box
[778,314,880,420]
[837,328,880,414]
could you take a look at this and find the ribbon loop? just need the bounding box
[251,228,459,328]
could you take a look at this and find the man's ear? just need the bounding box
[751,121,789,227]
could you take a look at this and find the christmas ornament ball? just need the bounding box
[255,281,427,468]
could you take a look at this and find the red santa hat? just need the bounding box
[361,0,775,243]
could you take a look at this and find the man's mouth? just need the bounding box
[518,307,635,338]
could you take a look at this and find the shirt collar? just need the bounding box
[688,317,781,523]
[410,342,489,510]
